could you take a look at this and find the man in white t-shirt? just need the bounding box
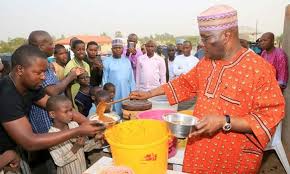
[173,40,199,78]
[173,40,199,111]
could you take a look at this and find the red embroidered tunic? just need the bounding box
[163,48,285,173]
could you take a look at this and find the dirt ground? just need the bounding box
[259,150,288,174]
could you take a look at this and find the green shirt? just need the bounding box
[64,58,90,110]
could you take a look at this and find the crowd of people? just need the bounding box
[0,3,289,174]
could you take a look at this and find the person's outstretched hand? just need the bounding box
[129,91,151,100]
[77,121,106,137]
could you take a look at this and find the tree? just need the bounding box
[0,37,27,53]
[115,31,123,38]
[100,32,108,36]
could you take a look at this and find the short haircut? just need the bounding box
[11,44,46,68]
[71,40,85,49]
[54,44,66,54]
[46,95,71,111]
[145,40,156,46]
[28,30,51,47]
[94,90,110,102]
[70,37,78,44]
[183,40,192,46]
[87,41,98,49]
[128,33,138,40]
[103,82,115,90]
[167,44,176,49]
[90,86,102,96]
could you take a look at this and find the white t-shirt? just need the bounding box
[173,54,199,77]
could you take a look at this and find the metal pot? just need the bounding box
[163,113,198,138]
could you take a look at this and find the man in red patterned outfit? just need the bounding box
[130,4,285,174]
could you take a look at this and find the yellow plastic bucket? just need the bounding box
[105,119,169,174]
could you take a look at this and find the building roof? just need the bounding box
[55,35,112,45]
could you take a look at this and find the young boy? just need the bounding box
[52,44,68,80]
[88,86,102,116]
[89,89,112,116]
[64,40,90,109]
[75,71,92,117]
[0,150,20,173]
[47,96,104,174]
[85,41,103,87]
[102,38,135,116]
[103,82,116,101]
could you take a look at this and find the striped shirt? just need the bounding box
[49,121,97,174]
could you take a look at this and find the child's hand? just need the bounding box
[8,157,20,172]
[93,61,103,70]
[94,131,104,141]
[76,136,85,146]
[3,150,20,172]
[70,67,85,79]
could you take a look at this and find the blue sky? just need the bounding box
[0,0,289,40]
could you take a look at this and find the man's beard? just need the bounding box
[208,55,224,60]
[205,51,225,60]
[205,45,225,60]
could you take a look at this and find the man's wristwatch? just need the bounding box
[222,115,232,132]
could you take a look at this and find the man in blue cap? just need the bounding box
[175,38,185,56]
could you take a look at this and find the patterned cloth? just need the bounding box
[197,5,238,32]
[29,68,57,133]
[261,47,289,90]
[49,121,97,174]
[112,38,123,47]
[163,48,285,173]
[136,53,166,91]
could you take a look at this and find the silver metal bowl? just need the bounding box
[163,113,198,138]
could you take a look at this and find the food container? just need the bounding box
[122,100,152,119]
[137,109,178,158]
[90,113,121,127]
[105,120,169,174]
[163,113,198,138]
